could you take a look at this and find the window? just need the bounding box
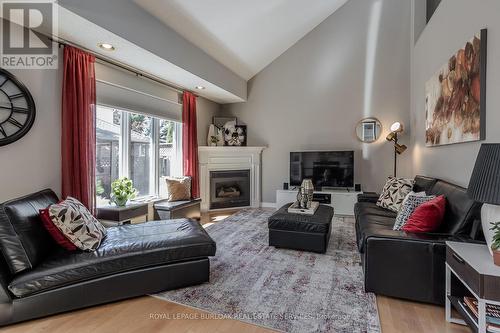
[95,106,182,205]
[129,113,153,196]
[96,107,121,201]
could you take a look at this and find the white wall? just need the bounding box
[221,0,412,203]
[0,54,63,202]
[411,0,500,187]
[413,0,427,43]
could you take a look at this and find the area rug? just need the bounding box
[154,209,380,333]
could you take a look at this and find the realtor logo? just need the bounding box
[0,0,58,69]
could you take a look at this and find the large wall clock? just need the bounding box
[0,68,36,147]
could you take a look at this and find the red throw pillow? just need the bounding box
[402,195,446,233]
[39,208,77,251]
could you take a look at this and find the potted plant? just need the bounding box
[110,177,137,207]
[490,222,500,266]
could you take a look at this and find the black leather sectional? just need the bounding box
[354,176,483,305]
[0,189,216,326]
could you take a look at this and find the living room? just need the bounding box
[0,0,499,332]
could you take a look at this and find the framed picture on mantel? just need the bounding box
[425,29,487,147]
[213,116,236,129]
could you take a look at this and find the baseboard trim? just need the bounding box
[261,202,277,209]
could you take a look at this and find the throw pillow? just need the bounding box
[399,191,426,208]
[166,176,191,201]
[393,192,436,231]
[39,208,77,251]
[377,177,415,212]
[46,197,107,251]
[402,195,446,233]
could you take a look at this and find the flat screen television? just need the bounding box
[290,151,354,189]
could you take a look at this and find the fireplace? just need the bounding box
[199,146,265,212]
[210,170,251,210]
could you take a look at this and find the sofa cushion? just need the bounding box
[354,202,396,251]
[0,190,59,274]
[413,176,438,193]
[355,214,395,252]
[45,197,107,251]
[8,219,216,297]
[377,177,414,212]
[428,180,482,235]
[355,202,398,219]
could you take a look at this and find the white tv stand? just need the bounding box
[276,189,362,216]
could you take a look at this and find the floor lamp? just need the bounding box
[386,122,407,177]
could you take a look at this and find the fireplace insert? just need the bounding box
[210,170,250,209]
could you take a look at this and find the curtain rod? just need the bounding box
[49,36,187,95]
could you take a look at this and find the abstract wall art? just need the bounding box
[425,29,487,147]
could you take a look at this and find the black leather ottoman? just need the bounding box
[268,204,334,253]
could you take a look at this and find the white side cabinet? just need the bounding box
[276,189,362,216]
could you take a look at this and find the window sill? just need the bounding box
[131,196,166,204]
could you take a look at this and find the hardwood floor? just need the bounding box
[0,296,274,333]
[377,296,470,333]
[1,295,472,333]
[1,211,472,333]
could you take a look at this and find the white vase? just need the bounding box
[481,203,500,256]
[207,124,216,146]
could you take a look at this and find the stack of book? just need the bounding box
[287,201,319,215]
[460,296,500,332]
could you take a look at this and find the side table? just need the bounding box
[96,202,149,227]
[446,241,500,333]
[154,198,201,220]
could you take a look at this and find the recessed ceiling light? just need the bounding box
[195,86,206,90]
[98,43,115,51]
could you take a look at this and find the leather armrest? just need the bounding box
[357,193,379,203]
[364,234,448,304]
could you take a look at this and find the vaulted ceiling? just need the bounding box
[135,0,350,80]
[53,0,350,103]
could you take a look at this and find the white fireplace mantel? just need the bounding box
[198,146,266,212]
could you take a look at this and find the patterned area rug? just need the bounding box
[154,209,380,333]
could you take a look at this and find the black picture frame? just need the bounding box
[213,116,236,129]
[223,124,247,146]
[236,125,247,146]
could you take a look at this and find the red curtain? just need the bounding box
[61,46,96,213]
[182,92,199,198]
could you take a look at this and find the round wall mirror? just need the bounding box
[355,118,382,143]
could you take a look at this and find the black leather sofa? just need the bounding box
[0,189,216,326]
[354,176,482,305]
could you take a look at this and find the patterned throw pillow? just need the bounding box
[393,192,436,230]
[377,177,415,212]
[399,191,426,208]
[39,209,78,251]
[45,197,107,251]
[166,176,192,201]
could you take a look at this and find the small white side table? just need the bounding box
[446,241,500,333]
